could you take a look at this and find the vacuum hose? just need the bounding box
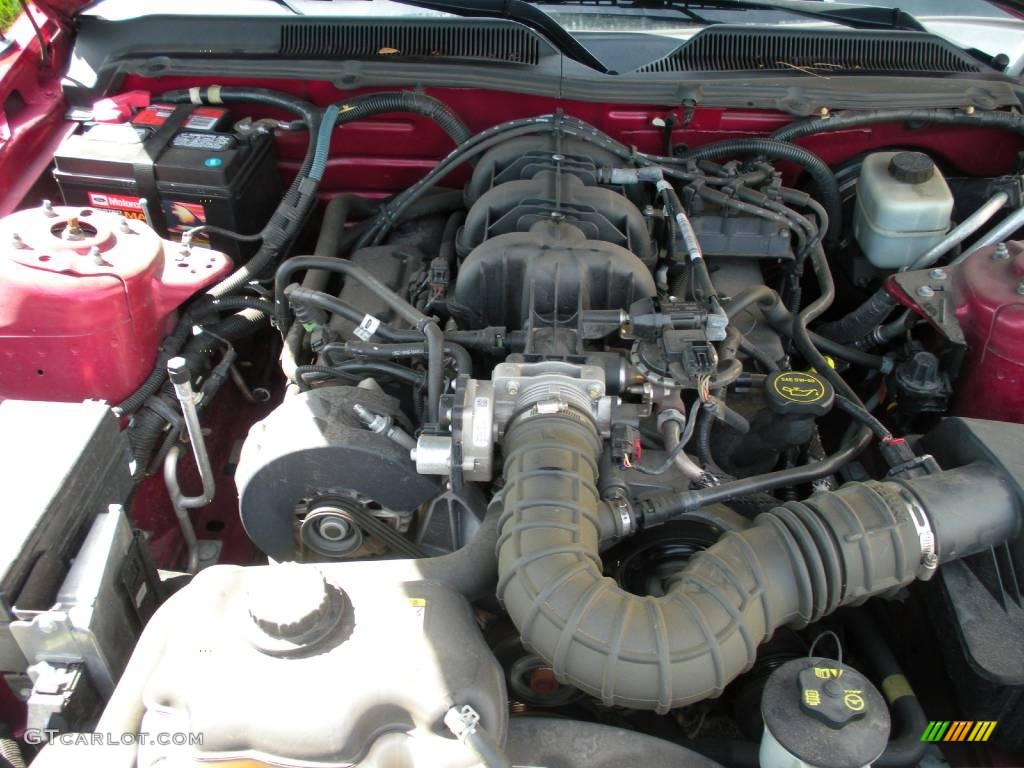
[495,406,1020,713]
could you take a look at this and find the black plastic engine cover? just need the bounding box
[453,220,656,330]
[464,134,645,207]
[457,172,653,265]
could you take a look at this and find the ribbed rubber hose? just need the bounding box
[496,407,1019,713]
[114,318,193,414]
[126,308,269,475]
[281,194,378,381]
[676,139,842,242]
[342,340,473,377]
[335,91,472,146]
[0,734,25,768]
[815,287,899,344]
[771,108,1024,144]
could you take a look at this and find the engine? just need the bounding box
[4,87,1024,768]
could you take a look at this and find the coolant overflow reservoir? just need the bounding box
[760,656,890,768]
[854,151,953,269]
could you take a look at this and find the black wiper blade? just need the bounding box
[751,0,927,32]
[539,0,927,33]
[268,0,306,14]
[386,0,611,72]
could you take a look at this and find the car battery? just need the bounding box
[53,102,281,258]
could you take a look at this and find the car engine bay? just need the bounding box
[2,65,1024,768]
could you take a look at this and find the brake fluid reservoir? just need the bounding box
[0,203,231,404]
[853,151,953,269]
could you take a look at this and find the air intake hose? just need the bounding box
[496,406,1019,713]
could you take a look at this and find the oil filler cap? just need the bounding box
[761,657,889,768]
[765,370,834,418]
[888,151,935,184]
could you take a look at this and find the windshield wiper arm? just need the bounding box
[386,0,611,72]
[737,0,927,32]
[268,0,306,14]
[539,0,927,33]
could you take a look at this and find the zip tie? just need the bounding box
[188,86,202,104]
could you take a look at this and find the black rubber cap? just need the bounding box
[888,152,935,184]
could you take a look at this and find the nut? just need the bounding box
[916,285,935,299]
[506,381,519,396]
[587,383,603,399]
[929,268,947,281]
[993,242,1010,261]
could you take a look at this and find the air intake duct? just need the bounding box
[496,407,1019,713]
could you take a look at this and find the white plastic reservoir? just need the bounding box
[853,151,953,269]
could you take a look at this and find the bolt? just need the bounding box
[819,106,830,119]
[916,285,935,299]
[993,242,1010,261]
[36,614,59,635]
[506,381,519,396]
[317,519,348,542]
[198,540,220,561]
[651,117,667,128]
[119,217,133,234]
[10,232,25,249]
[89,245,108,266]
[62,217,85,241]
[929,268,947,281]
[964,105,976,115]
[42,199,57,217]
[587,383,603,399]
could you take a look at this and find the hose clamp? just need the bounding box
[604,495,635,538]
[444,705,480,742]
[900,488,938,580]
